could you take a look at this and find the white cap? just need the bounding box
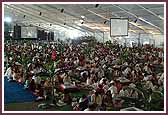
[129,83,136,88]
[110,80,114,84]
[32,76,36,80]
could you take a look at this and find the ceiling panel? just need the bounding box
[4,3,165,35]
[140,4,164,9]
[117,4,142,10]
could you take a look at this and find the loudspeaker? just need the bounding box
[14,25,21,39]
[51,32,54,41]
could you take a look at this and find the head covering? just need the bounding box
[129,83,136,88]
[32,76,36,80]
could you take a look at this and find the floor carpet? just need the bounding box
[4,77,37,104]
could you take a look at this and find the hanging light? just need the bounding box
[104,20,107,24]
[39,12,42,16]
[61,9,64,13]
[95,4,99,8]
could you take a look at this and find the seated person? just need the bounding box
[84,103,97,111]
[113,97,124,110]
[119,87,129,97]
[91,91,102,107]
[80,71,88,82]
[102,79,109,93]
[115,80,122,92]
[86,77,92,85]
[87,91,94,103]
[29,79,36,92]
[55,74,63,84]
[102,90,113,110]
[11,67,17,81]
[5,67,13,81]
[130,89,138,99]
[34,75,42,87]
[63,74,71,84]
[99,77,105,85]
[35,84,45,101]
[63,92,72,104]
[108,82,118,98]
[96,84,105,95]
[43,77,52,99]
[72,102,80,111]
[79,94,89,111]
[24,79,30,89]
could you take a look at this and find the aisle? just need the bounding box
[4,77,37,104]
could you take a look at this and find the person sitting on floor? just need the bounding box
[63,92,72,104]
[84,103,97,111]
[108,81,118,98]
[113,97,124,110]
[79,94,89,111]
[102,90,113,110]
[119,87,129,97]
[63,73,71,84]
[91,91,102,109]
[29,78,36,93]
[86,77,92,86]
[24,79,30,89]
[5,67,13,81]
[35,84,45,101]
[96,84,105,96]
[43,77,52,99]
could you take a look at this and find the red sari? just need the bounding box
[51,49,57,61]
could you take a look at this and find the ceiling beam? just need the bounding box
[40,4,95,33]
[86,8,147,34]
[137,4,164,20]
[112,4,163,33]
[78,5,150,34]
[8,4,89,33]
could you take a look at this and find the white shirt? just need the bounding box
[119,89,129,97]
[99,78,104,84]
[108,85,118,97]
[5,67,12,77]
[86,78,92,85]
[145,81,153,90]
[34,76,41,84]
[103,85,109,93]
[84,108,90,111]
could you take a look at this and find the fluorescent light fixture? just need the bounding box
[4,17,12,23]
[148,31,153,34]
[81,15,85,18]
[118,37,122,40]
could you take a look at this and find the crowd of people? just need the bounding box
[4,38,164,111]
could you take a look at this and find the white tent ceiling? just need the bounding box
[4,3,164,35]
